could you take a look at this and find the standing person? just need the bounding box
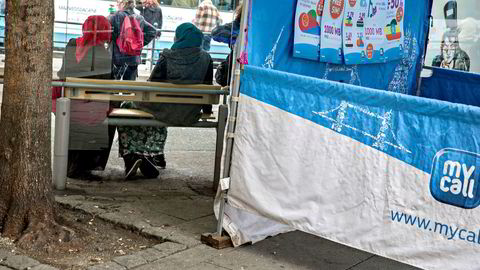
[109,0,157,80]
[136,0,163,32]
[212,4,242,86]
[194,0,222,51]
[117,23,214,180]
[136,0,163,68]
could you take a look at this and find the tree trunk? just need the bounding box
[0,0,69,249]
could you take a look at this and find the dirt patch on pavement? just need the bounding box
[1,206,162,269]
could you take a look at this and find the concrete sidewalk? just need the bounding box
[49,125,419,270]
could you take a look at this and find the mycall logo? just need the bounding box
[430,148,480,209]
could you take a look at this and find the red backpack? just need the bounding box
[117,15,144,56]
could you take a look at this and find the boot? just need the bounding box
[140,156,159,178]
[153,154,166,169]
[124,154,142,180]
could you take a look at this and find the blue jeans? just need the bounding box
[113,63,138,81]
[202,35,212,51]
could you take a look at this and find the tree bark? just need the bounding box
[0,0,69,249]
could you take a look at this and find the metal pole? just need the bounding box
[53,98,71,190]
[150,23,158,73]
[150,37,156,73]
[51,81,228,95]
[216,0,250,236]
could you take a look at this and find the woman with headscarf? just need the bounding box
[56,15,115,179]
[118,23,213,180]
[57,15,112,79]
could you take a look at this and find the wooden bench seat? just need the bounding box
[109,108,155,119]
[108,108,215,122]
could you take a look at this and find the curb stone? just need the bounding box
[0,249,13,261]
[133,248,164,263]
[30,265,60,270]
[112,255,147,269]
[132,245,220,270]
[1,255,40,270]
[89,242,187,269]
[141,227,200,248]
[151,242,187,258]
[87,261,126,270]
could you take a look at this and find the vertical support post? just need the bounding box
[215,0,250,236]
[150,26,158,73]
[213,104,228,191]
[216,190,226,235]
[53,97,70,190]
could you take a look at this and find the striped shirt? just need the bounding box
[194,0,222,33]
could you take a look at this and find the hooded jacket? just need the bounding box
[135,47,213,125]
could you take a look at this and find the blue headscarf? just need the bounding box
[171,23,204,49]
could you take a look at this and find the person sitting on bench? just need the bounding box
[118,22,214,180]
[56,15,115,179]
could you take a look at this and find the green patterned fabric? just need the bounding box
[117,101,168,157]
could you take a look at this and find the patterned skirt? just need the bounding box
[118,126,167,157]
[117,101,168,157]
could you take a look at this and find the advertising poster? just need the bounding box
[320,0,345,64]
[293,0,324,61]
[343,0,368,64]
[360,0,405,63]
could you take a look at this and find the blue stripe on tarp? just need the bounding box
[240,65,480,174]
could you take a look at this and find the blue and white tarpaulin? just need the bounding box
[224,66,480,269]
[219,0,480,269]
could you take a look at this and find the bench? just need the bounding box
[53,77,229,192]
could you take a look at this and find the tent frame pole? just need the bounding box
[216,0,250,237]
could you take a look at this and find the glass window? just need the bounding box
[213,0,235,11]
[425,0,480,73]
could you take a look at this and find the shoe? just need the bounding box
[153,154,166,169]
[140,157,159,178]
[124,154,142,180]
[202,105,213,114]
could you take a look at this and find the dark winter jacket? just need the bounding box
[135,47,213,125]
[212,18,241,86]
[108,8,157,66]
[136,5,163,33]
[57,39,112,80]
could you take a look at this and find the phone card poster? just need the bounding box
[358,0,405,64]
[320,0,345,64]
[343,0,368,64]
[293,0,324,61]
